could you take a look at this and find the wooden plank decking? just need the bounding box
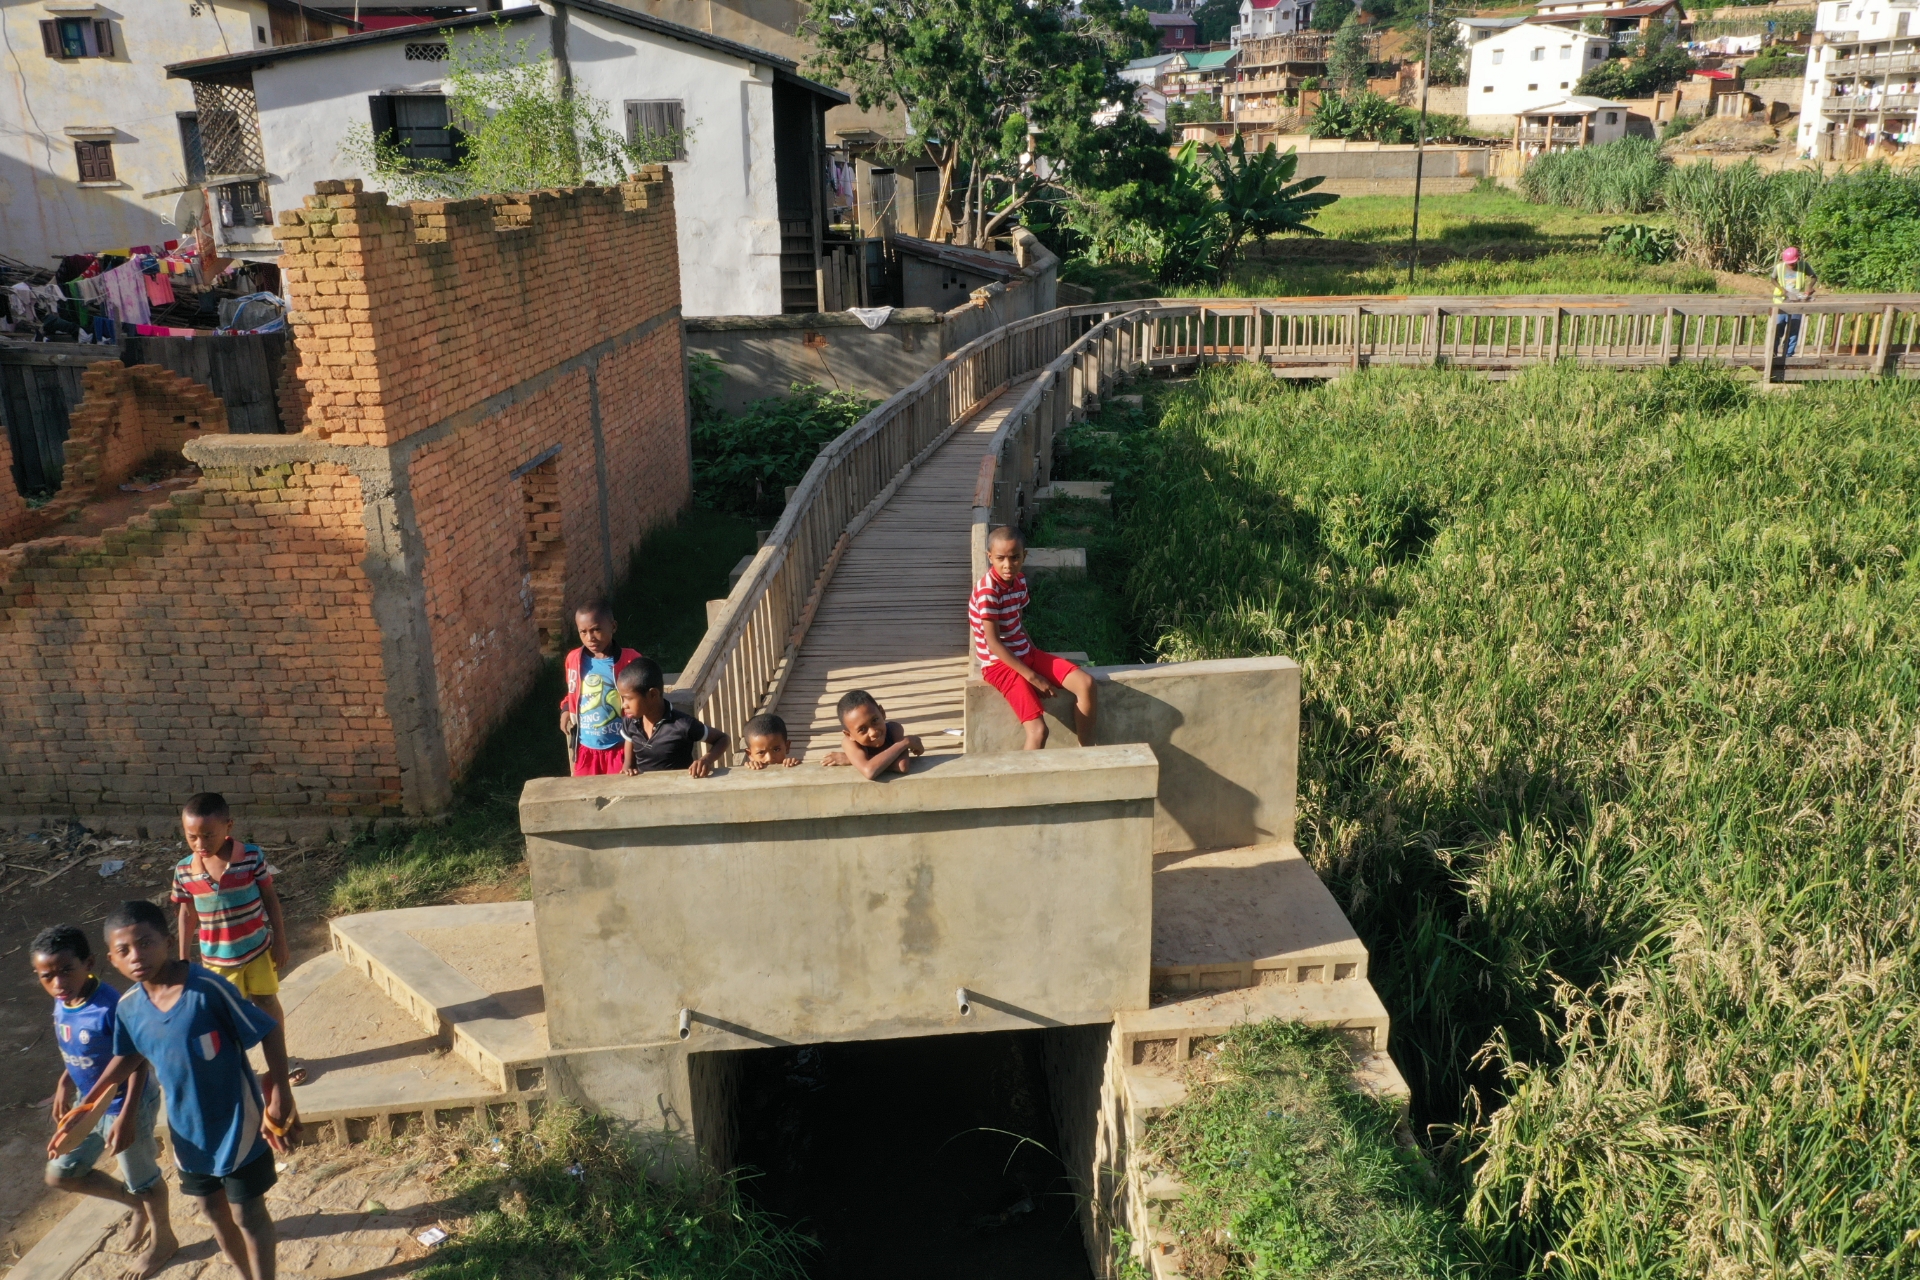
[775,380,1030,761]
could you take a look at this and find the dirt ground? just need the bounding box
[0,822,350,1270]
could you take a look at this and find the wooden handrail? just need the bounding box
[679,292,1920,749]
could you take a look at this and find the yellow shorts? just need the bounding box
[208,950,280,998]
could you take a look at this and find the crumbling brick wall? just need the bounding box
[28,364,227,533]
[1,173,689,821]
[0,428,33,545]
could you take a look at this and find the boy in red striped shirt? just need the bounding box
[969,526,1097,750]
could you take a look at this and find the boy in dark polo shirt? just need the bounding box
[614,658,731,777]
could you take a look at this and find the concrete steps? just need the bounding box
[277,901,551,1143]
[1151,842,1369,997]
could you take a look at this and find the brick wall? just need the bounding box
[0,174,690,821]
[0,430,31,545]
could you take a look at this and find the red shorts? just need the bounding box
[983,649,1080,723]
[573,744,625,776]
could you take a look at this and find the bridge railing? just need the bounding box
[680,292,1920,744]
[670,302,1092,744]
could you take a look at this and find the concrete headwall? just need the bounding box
[965,657,1300,855]
[520,744,1159,1054]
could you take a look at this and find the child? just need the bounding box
[970,525,1097,751]
[614,658,731,777]
[822,690,924,779]
[559,599,645,776]
[742,713,801,769]
[172,792,303,1086]
[52,900,297,1280]
[34,923,178,1278]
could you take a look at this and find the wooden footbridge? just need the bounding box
[671,293,1920,753]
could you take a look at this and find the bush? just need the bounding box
[1801,162,1920,290]
[1518,136,1669,213]
[1741,44,1807,78]
[1310,91,1419,143]
[1600,221,1677,262]
[1575,27,1695,96]
[692,382,877,520]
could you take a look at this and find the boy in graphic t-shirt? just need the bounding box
[53,900,297,1280]
[171,791,302,1085]
[969,525,1098,751]
[34,923,177,1278]
[558,599,645,776]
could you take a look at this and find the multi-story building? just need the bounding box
[1531,0,1687,43]
[1798,0,1920,159]
[1466,20,1614,127]
[0,0,353,269]
[1222,31,1342,122]
[1233,0,1311,42]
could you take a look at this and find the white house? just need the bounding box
[1515,95,1632,151]
[0,0,354,269]
[1234,0,1309,43]
[167,0,847,316]
[1467,20,1613,128]
[1798,0,1920,160]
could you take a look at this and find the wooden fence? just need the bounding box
[672,291,1920,744]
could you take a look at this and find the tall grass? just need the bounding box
[1663,159,1823,271]
[1517,137,1669,214]
[1101,362,1920,1274]
[1147,1020,1464,1278]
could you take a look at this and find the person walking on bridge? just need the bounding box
[1772,247,1816,360]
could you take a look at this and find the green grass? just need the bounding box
[327,507,756,915]
[1087,363,1920,1275]
[1061,190,1718,302]
[1146,1020,1462,1278]
[417,1103,814,1280]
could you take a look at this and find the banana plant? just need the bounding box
[1195,135,1339,275]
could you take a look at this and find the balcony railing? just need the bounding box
[1825,47,1920,77]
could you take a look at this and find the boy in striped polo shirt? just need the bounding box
[969,525,1098,751]
[172,792,303,1085]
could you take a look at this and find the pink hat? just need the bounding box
[1782,246,1801,262]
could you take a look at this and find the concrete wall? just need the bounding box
[685,227,1061,411]
[247,7,788,315]
[683,310,943,416]
[520,745,1160,1053]
[0,0,298,268]
[965,657,1299,856]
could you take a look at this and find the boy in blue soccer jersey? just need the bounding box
[33,923,177,1278]
[52,901,299,1280]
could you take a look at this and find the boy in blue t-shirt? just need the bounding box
[52,900,298,1280]
[33,923,177,1277]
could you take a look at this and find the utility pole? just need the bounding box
[1408,0,1436,288]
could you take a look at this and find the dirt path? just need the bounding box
[0,823,349,1270]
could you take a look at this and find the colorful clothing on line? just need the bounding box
[171,840,274,968]
[97,261,151,328]
[968,568,1033,667]
[112,964,278,1179]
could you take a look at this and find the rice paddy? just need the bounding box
[1044,362,1920,1275]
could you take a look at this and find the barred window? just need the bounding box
[405,42,448,60]
[625,99,688,161]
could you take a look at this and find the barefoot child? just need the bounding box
[614,658,731,778]
[172,793,302,1086]
[742,714,802,769]
[971,526,1097,750]
[52,900,298,1280]
[559,599,645,777]
[34,924,178,1278]
[822,690,924,779]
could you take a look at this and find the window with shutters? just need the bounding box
[368,94,463,164]
[74,140,115,182]
[625,99,687,161]
[40,17,111,58]
[179,114,206,184]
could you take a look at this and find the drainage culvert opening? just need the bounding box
[727,1028,1096,1279]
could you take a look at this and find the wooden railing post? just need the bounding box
[1877,304,1897,377]
[1766,304,1781,383]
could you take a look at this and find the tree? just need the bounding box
[802,0,1147,245]
[1199,135,1338,271]
[1326,14,1371,96]
[1194,0,1241,43]
[1576,21,1695,96]
[1424,11,1467,86]
[1310,0,1355,32]
[339,19,673,200]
